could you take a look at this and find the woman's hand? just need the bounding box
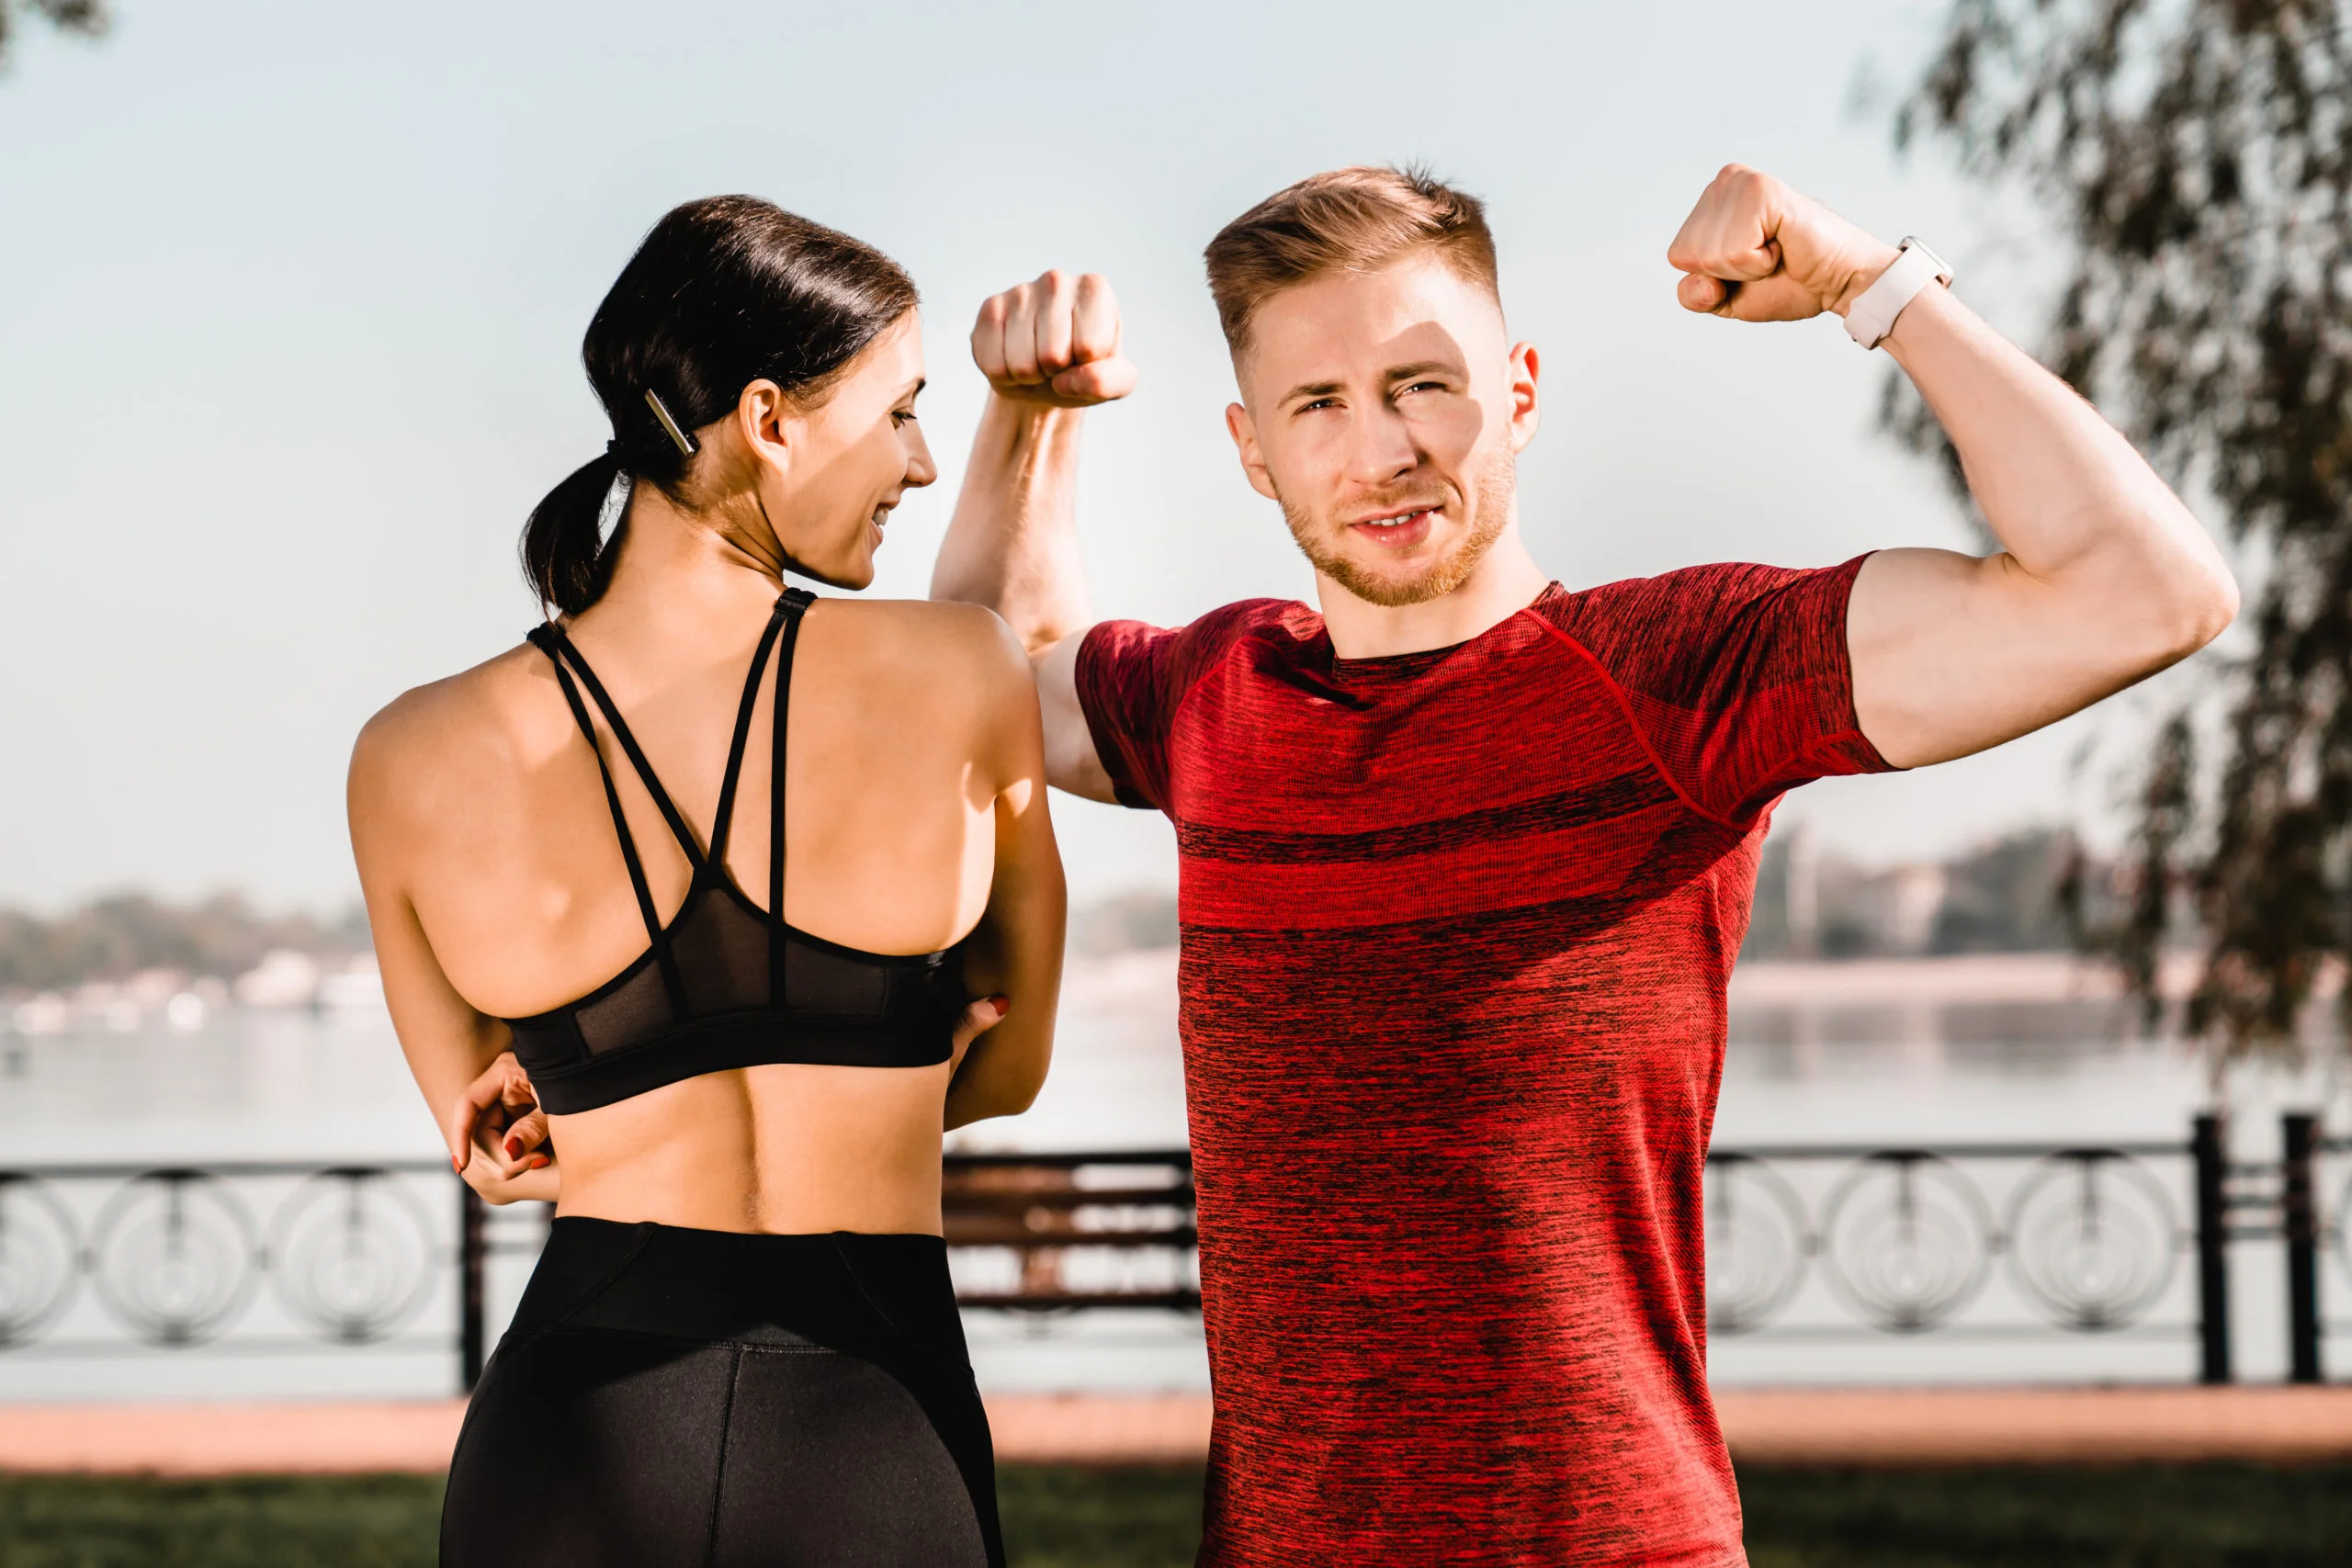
[948,995,1012,1079]
[447,1051,559,1204]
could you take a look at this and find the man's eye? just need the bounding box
[893,409,920,425]
[1298,398,1339,413]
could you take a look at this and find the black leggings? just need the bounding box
[441,1218,1001,1568]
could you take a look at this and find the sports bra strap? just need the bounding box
[769,588,817,1005]
[706,595,794,872]
[530,624,708,871]
[527,626,692,1018]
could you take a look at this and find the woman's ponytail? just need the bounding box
[521,451,626,617]
[517,196,917,617]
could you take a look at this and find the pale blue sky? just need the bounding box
[0,0,2217,912]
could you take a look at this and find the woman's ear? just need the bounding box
[735,378,794,479]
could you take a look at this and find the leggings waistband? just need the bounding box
[507,1217,967,1366]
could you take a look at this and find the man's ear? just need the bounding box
[1507,341,1542,455]
[1225,401,1279,502]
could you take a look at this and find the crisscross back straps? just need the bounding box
[768,588,818,1005]
[526,626,690,1019]
[705,596,794,874]
[530,624,708,872]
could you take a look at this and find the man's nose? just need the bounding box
[1344,404,1419,485]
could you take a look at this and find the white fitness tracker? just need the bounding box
[1843,237,1953,349]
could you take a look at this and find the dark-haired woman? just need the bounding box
[347,197,1075,1567]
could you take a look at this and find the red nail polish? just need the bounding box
[503,1138,522,1160]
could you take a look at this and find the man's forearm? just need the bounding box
[1882,283,2231,633]
[931,396,1094,655]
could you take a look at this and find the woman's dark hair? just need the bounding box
[522,196,919,615]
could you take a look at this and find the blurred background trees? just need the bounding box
[0,894,369,992]
[0,0,105,70]
[1898,0,2352,1057]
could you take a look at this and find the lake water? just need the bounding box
[3,952,2344,1399]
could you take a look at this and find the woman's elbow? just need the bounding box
[945,1073,1048,1130]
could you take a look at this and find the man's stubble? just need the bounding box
[1278,446,1518,609]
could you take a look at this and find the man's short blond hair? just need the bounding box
[1203,164,1500,358]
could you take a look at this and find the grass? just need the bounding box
[1739,1464,2352,1567]
[0,1463,2346,1566]
[0,1475,438,1568]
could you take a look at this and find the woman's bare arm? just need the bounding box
[944,617,1067,1129]
[348,704,556,1203]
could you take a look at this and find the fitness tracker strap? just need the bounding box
[1843,237,1953,349]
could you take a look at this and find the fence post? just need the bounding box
[2193,1113,2232,1384]
[459,1182,487,1394]
[2283,1112,2321,1385]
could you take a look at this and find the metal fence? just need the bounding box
[0,1123,2336,1394]
[2316,1123,2352,1380]
[0,1159,461,1369]
[1706,1114,2348,1384]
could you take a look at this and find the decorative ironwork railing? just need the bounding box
[0,1159,463,1361]
[0,1123,2334,1394]
[1704,1142,2190,1338]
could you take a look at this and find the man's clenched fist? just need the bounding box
[1668,165,1902,324]
[971,270,1137,408]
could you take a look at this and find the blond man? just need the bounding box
[934,165,2233,1565]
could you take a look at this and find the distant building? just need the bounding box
[233,949,321,1009]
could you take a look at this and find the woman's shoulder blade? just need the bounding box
[351,642,556,806]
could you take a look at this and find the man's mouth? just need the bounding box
[1347,505,1439,550]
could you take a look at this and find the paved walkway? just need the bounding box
[0,1388,2347,1476]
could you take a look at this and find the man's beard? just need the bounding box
[1278,448,1516,609]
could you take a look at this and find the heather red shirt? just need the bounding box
[1075,559,1891,1567]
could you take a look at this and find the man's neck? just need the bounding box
[1316,527,1552,659]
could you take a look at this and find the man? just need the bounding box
[933,165,2234,1565]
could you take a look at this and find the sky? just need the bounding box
[0,0,2231,914]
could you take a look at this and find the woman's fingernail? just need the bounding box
[503,1137,522,1160]
[452,1153,464,1173]
[989,995,1010,1018]
[528,1156,549,1170]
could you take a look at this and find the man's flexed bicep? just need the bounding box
[1844,530,2225,769]
[1832,283,2237,766]
[1668,164,2238,771]
[1035,633,1120,804]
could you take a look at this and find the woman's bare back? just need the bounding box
[351,581,1060,1235]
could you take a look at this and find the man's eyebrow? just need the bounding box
[1279,362,1463,406]
[1280,378,1346,406]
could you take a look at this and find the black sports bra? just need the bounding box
[503,588,968,1115]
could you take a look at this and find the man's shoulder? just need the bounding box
[1535,559,1865,660]
[1542,561,1815,630]
[1089,596,1314,667]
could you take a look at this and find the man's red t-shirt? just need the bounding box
[1075,559,1892,1567]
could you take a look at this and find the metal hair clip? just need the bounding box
[644,389,700,457]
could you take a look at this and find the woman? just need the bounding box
[347,196,1063,1567]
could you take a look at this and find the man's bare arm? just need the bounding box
[1668,165,2239,768]
[931,270,1134,800]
